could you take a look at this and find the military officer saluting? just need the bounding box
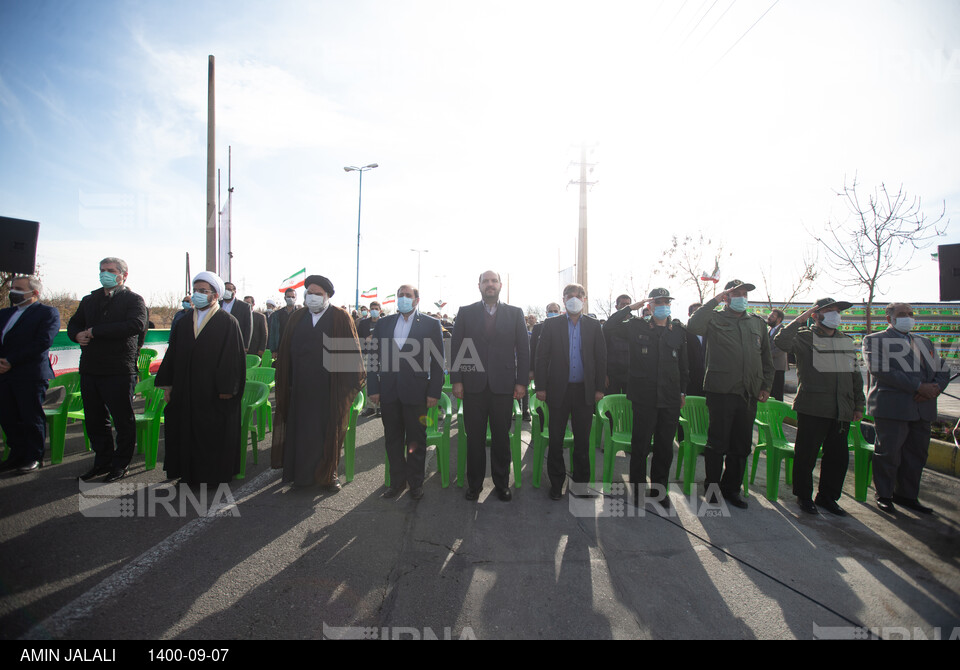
[774,298,864,516]
[603,288,689,508]
[687,279,774,509]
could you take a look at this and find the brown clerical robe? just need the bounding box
[156,305,246,484]
[271,306,364,486]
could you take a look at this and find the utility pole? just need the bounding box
[568,144,597,313]
[205,55,216,272]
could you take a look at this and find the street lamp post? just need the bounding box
[344,163,379,311]
[411,248,429,290]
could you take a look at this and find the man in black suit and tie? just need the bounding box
[863,302,950,514]
[451,271,530,501]
[535,284,606,499]
[0,275,61,473]
[220,281,253,350]
[368,284,445,500]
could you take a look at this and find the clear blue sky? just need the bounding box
[2,0,959,315]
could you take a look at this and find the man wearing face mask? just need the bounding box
[605,288,688,508]
[156,272,246,484]
[688,279,774,509]
[451,271,530,501]
[535,285,606,499]
[67,257,148,482]
[219,281,252,351]
[604,294,634,395]
[367,285,444,499]
[775,299,864,515]
[267,288,298,356]
[528,302,561,383]
[357,301,383,417]
[767,309,788,401]
[0,275,60,474]
[862,303,950,515]
[272,275,365,490]
[243,296,268,358]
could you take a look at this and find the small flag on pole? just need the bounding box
[382,293,396,305]
[278,268,306,293]
[361,287,377,299]
[434,300,446,310]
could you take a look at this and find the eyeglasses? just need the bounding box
[194,288,215,295]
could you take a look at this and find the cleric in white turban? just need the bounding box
[155,271,246,484]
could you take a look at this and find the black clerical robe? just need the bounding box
[156,306,246,484]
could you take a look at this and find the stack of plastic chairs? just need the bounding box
[752,399,797,501]
[237,381,269,479]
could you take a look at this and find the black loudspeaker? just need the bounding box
[0,216,40,275]
[938,243,960,301]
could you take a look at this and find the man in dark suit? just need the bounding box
[368,284,445,500]
[451,271,530,501]
[685,303,705,397]
[863,302,950,515]
[243,295,268,357]
[604,293,633,394]
[220,281,252,350]
[0,275,60,473]
[535,284,606,499]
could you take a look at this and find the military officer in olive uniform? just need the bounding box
[687,280,774,509]
[774,298,864,516]
[604,288,689,508]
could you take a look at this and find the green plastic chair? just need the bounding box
[44,372,83,464]
[848,415,875,502]
[237,381,269,479]
[260,349,273,368]
[752,400,797,501]
[134,385,166,470]
[596,394,633,493]
[455,398,523,488]
[246,367,276,440]
[384,394,453,489]
[245,354,261,369]
[343,390,366,483]
[529,393,597,488]
[677,395,709,496]
[137,348,158,381]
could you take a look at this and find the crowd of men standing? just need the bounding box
[0,260,951,519]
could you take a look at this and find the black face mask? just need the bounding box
[9,290,28,307]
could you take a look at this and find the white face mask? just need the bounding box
[564,297,583,314]
[223,290,234,301]
[305,294,327,314]
[893,316,914,333]
[820,311,842,329]
[284,297,296,307]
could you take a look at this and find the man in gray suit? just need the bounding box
[535,284,606,499]
[862,302,950,514]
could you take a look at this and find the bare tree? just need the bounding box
[759,247,820,311]
[654,231,731,303]
[812,176,947,332]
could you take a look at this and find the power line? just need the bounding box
[712,0,781,69]
[695,0,737,51]
[679,0,720,49]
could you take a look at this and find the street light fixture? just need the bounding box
[344,163,379,311]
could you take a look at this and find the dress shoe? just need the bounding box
[892,494,933,514]
[658,495,672,511]
[549,487,563,501]
[798,498,819,515]
[104,467,127,483]
[495,486,512,502]
[361,408,376,418]
[815,496,847,516]
[723,492,748,509]
[322,477,342,493]
[17,460,40,474]
[80,464,112,482]
[383,485,405,499]
[465,487,481,501]
[410,486,424,500]
[876,497,896,514]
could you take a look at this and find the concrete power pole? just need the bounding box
[206,55,217,272]
[569,144,597,313]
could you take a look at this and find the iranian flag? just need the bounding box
[382,293,396,305]
[361,287,377,299]
[278,268,306,292]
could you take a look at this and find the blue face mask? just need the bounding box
[654,305,671,320]
[192,292,210,309]
[729,296,748,312]
[546,311,560,319]
[397,296,415,314]
[100,271,119,288]
[181,301,191,309]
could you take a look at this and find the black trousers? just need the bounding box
[792,413,849,501]
[704,392,757,498]
[463,388,514,491]
[771,370,785,402]
[81,373,138,469]
[381,399,428,488]
[547,383,593,491]
[630,405,680,489]
[0,378,48,465]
